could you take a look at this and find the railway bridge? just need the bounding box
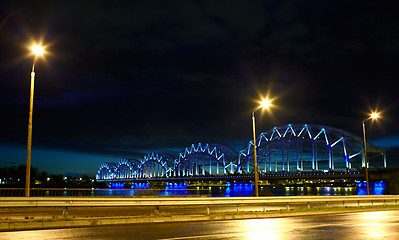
[96,124,386,183]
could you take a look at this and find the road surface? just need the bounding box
[1,210,398,239]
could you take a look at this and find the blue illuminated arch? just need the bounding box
[115,159,141,179]
[238,124,384,174]
[137,153,175,178]
[174,143,237,176]
[96,162,117,180]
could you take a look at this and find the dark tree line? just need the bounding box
[0,165,94,188]
[0,165,43,186]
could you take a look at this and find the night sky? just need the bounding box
[1,1,399,176]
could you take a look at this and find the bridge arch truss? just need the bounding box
[173,143,238,177]
[238,124,385,174]
[96,124,386,181]
[137,153,175,178]
[96,162,117,180]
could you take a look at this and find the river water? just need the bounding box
[106,181,386,197]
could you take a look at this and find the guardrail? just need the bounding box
[1,195,398,218]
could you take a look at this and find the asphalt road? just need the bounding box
[0,199,389,220]
[1,210,398,239]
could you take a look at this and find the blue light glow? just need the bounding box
[357,181,386,195]
[221,182,254,197]
[131,183,149,189]
[109,182,125,189]
[372,181,386,195]
[160,182,189,196]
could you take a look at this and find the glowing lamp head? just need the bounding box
[370,112,380,120]
[32,45,44,56]
[260,99,271,109]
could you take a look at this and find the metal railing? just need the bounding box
[1,195,398,207]
[0,195,398,218]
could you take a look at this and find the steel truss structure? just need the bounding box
[96,124,386,181]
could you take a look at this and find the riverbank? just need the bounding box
[1,204,398,232]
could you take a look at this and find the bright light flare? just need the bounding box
[260,99,271,109]
[252,95,278,120]
[32,45,44,56]
[370,112,380,120]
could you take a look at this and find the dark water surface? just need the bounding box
[107,181,386,197]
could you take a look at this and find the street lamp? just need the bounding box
[252,99,271,197]
[362,111,380,195]
[25,44,44,197]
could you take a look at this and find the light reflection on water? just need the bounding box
[104,181,386,197]
[357,181,386,195]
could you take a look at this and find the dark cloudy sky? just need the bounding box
[1,0,399,175]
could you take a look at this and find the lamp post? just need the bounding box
[252,99,271,197]
[25,45,44,197]
[362,112,380,195]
